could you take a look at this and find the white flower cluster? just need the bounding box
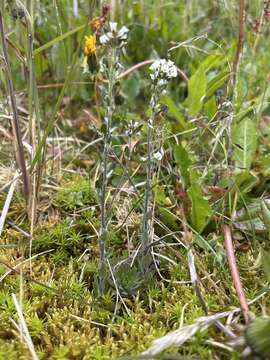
[100,22,129,45]
[149,59,178,85]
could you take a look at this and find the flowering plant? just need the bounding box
[99,22,129,47]
[149,59,178,85]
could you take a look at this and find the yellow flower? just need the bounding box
[83,35,97,71]
[84,35,96,58]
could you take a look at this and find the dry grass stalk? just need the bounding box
[0,171,19,236]
[11,293,39,360]
[0,12,30,204]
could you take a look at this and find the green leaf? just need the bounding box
[218,171,259,195]
[122,72,141,101]
[232,118,258,170]
[161,96,186,129]
[261,201,270,240]
[199,53,223,72]
[204,96,217,120]
[187,68,207,117]
[154,185,171,206]
[245,317,270,358]
[259,155,270,176]
[174,145,192,189]
[262,250,270,282]
[187,179,212,232]
[159,207,179,230]
[205,71,229,98]
[33,23,85,56]
[233,198,266,233]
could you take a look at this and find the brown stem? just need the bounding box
[231,0,245,89]
[223,224,250,324]
[0,12,30,204]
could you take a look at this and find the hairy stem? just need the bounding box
[99,47,116,292]
[142,119,153,252]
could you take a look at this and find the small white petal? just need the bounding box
[153,148,164,161]
[158,79,167,86]
[150,61,159,71]
[109,22,118,32]
[118,26,129,39]
[149,58,178,81]
[99,34,109,44]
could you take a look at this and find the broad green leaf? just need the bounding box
[232,118,258,170]
[218,171,259,194]
[161,96,186,129]
[246,317,270,358]
[187,181,212,232]
[174,145,192,189]
[122,72,141,101]
[234,171,259,193]
[236,75,248,109]
[204,96,217,120]
[206,71,229,98]
[233,198,270,234]
[159,207,179,230]
[187,68,207,117]
[199,53,223,72]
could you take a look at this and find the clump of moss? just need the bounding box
[107,229,122,249]
[55,176,97,211]
[32,221,83,262]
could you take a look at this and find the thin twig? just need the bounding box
[223,224,250,324]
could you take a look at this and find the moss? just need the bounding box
[107,229,123,249]
[32,221,84,261]
[0,249,262,359]
[0,221,267,359]
[54,176,97,211]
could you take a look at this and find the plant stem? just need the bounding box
[0,11,30,204]
[223,224,250,324]
[231,0,245,93]
[99,47,116,292]
[142,118,153,252]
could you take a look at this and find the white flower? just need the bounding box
[99,23,129,46]
[109,22,118,32]
[118,26,129,40]
[158,79,168,86]
[149,59,178,82]
[99,33,111,44]
[153,148,164,161]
